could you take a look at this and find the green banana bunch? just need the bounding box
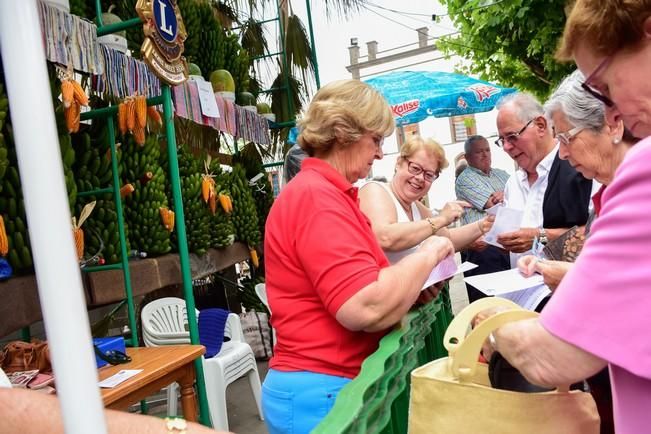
[228,165,261,247]
[122,134,171,255]
[162,145,211,255]
[209,161,235,249]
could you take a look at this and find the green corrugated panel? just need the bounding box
[312,287,454,434]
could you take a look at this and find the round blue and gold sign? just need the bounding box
[153,0,177,43]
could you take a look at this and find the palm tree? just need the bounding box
[225,0,370,160]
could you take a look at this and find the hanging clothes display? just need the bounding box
[37,1,103,75]
[93,45,161,99]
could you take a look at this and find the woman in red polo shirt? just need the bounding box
[262,79,455,434]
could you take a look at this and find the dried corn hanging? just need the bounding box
[135,94,147,129]
[159,207,175,232]
[65,100,81,133]
[0,215,8,257]
[133,126,146,145]
[71,80,89,106]
[120,183,135,198]
[147,106,162,126]
[61,80,74,108]
[126,97,136,132]
[249,247,259,268]
[72,201,96,260]
[219,192,232,214]
[118,102,128,136]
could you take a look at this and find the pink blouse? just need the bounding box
[540,137,651,434]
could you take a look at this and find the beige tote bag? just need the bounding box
[409,298,600,434]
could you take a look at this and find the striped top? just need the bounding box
[455,166,510,225]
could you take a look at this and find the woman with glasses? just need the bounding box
[512,69,636,434]
[263,81,455,434]
[359,136,493,268]
[476,3,651,433]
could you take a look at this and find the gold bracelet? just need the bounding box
[426,217,438,235]
[165,417,187,434]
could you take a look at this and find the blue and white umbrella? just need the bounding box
[365,71,517,126]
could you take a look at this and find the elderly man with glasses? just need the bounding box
[455,135,511,302]
[493,92,596,310]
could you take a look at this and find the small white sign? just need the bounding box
[195,79,220,118]
[98,369,143,389]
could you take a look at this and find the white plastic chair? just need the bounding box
[140,297,263,431]
[254,283,276,345]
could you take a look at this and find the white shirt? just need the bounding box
[0,367,11,388]
[363,181,422,264]
[503,145,559,267]
[503,144,600,267]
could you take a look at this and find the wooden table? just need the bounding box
[99,345,205,421]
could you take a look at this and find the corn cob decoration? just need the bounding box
[71,80,89,106]
[71,201,96,260]
[61,80,74,109]
[126,97,136,132]
[0,215,8,257]
[249,246,259,268]
[65,100,81,133]
[159,207,175,232]
[120,183,135,198]
[135,94,147,129]
[147,106,162,126]
[118,102,128,136]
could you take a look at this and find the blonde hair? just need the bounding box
[557,0,651,60]
[297,80,395,156]
[400,136,449,174]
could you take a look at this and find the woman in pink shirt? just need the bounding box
[484,2,651,433]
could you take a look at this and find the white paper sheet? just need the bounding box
[483,206,523,248]
[464,268,544,295]
[98,369,142,389]
[485,203,503,216]
[499,284,551,311]
[195,79,220,118]
[422,256,478,289]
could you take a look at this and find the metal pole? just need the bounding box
[161,85,211,426]
[304,0,321,89]
[0,2,108,433]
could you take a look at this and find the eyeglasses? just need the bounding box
[553,125,584,146]
[403,158,438,182]
[581,56,615,108]
[495,118,534,148]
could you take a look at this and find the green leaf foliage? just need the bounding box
[438,0,575,99]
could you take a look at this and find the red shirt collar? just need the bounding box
[592,184,607,216]
[301,157,359,201]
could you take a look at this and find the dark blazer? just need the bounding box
[542,152,593,229]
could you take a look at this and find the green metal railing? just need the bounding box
[312,287,454,434]
[90,0,211,426]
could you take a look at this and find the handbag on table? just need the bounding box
[408,298,600,434]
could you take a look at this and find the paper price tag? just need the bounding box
[195,79,220,118]
[99,369,143,388]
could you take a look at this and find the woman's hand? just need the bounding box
[472,306,513,360]
[418,235,455,262]
[438,201,471,226]
[517,255,538,276]
[416,281,445,305]
[478,215,495,234]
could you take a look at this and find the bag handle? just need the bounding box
[451,309,537,380]
[443,297,522,354]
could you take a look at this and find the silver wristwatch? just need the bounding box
[538,228,548,245]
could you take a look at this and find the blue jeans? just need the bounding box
[262,369,351,434]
